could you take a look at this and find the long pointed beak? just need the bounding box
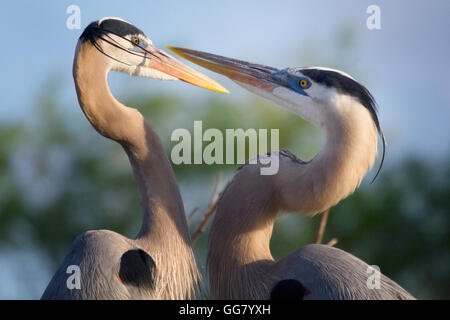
[145,45,229,93]
[167,47,283,91]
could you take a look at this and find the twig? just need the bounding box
[186,207,199,226]
[191,172,223,244]
[327,238,338,247]
[315,209,330,244]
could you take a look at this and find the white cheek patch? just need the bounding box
[112,64,178,80]
[99,33,135,64]
[101,34,177,80]
[133,67,178,80]
[306,82,337,102]
[103,33,130,48]
[272,87,323,128]
[233,80,324,128]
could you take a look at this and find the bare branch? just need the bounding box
[315,209,330,244]
[186,207,199,226]
[191,172,223,244]
[327,238,338,247]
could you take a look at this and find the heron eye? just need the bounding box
[299,79,310,89]
[132,37,140,46]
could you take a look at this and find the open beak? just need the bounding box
[167,47,284,92]
[144,45,229,93]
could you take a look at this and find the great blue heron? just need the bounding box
[41,18,227,300]
[168,47,415,300]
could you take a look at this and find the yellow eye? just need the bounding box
[132,37,140,46]
[299,79,309,88]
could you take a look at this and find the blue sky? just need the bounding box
[0,0,449,299]
[1,0,448,162]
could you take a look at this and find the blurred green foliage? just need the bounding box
[0,24,448,298]
[0,82,448,299]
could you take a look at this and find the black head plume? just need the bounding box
[80,18,144,44]
[78,18,150,66]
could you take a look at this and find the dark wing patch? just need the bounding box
[270,279,308,300]
[118,249,156,290]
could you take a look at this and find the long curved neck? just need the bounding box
[73,41,198,299]
[208,96,378,299]
[208,168,280,299]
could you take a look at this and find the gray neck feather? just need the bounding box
[208,97,378,299]
[73,42,199,299]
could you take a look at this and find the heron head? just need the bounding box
[78,18,228,93]
[167,47,385,181]
[168,48,380,128]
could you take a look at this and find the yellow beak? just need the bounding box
[146,45,229,94]
[167,46,280,91]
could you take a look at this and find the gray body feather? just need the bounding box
[41,230,155,300]
[168,48,415,300]
[41,18,204,300]
[277,244,414,300]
